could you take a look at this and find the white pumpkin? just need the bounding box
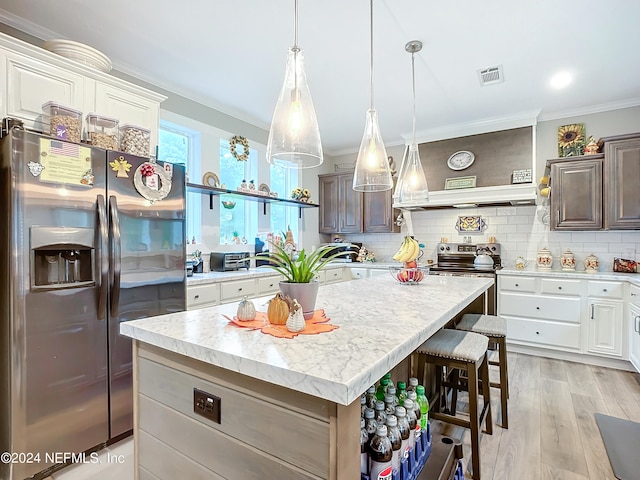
[236,296,256,321]
[286,300,306,332]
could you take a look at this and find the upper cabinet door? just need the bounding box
[605,134,640,229]
[94,83,160,156]
[318,175,339,234]
[550,157,603,230]
[4,51,85,132]
[338,174,363,233]
[363,189,399,233]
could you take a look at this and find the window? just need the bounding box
[219,139,256,243]
[269,164,299,239]
[158,121,200,243]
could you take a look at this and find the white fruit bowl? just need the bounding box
[43,39,112,73]
[389,266,429,285]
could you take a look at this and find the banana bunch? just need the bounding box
[392,236,420,262]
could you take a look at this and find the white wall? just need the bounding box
[333,106,640,270]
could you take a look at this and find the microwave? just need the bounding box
[210,251,251,271]
[320,242,362,262]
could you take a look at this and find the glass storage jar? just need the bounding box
[120,124,150,157]
[86,113,119,150]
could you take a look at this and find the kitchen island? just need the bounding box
[121,274,493,479]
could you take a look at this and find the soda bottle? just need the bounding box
[376,378,390,401]
[366,385,377,409]
[384,394,397,416]
[386,386,398,406]
[385,414,402,472]
[364,407,378,443]
[408,377,419,392]
[383,372,395,392]
[403,398,417,450]
[361,393,367,417]
[416,385,429,434]
[360,417,369,475]
[368,424,393,480]
[407,390,422,440]
[396,381,408,406]
[394,405,411,460]
[374,400,387,426]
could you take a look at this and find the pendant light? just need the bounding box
[394,40,429,203]
[352,0,393,192]
[266,0,323,168]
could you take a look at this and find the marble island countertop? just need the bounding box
[121,274,492,406]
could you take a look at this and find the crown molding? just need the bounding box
[538,97,640,121]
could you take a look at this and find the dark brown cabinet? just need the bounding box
[548,132,640,231]
[318,173,399,234]
[549,155,604,230]
[604,133,640,229]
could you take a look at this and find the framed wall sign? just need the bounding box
[444,176,476,190]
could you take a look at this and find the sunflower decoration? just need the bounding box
[557,124,586,157]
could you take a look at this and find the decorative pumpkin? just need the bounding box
[286,300,305,332]
[236,296,256,321]
[267,292,290,325]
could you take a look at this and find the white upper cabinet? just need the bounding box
[0,32,165,156]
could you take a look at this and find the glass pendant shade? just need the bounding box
[395,143,429,203]
[266,46,323,169]
[352,109,393,192]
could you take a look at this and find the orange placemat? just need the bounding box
[224,309,338,339]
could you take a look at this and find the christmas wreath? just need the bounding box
[230,135,250,161]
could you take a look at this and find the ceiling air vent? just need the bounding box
[478,65,504,86]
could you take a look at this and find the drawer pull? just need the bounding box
[558,286,562,290]
[536,306,540,310]
[238,288,243,291]
[515,283,519,287]
[269,283,274,287]
[635,316,640,333]
[591,304,594,319]
[603,288,608,292]
[536,331,540,335]
[195,294,200,299]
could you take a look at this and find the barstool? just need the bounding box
[456,313,509,429]
[415,329,492,480]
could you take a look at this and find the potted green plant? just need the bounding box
[255,243,355,319]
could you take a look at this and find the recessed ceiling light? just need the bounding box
[549,72,573,89]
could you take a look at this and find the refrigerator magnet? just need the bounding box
[27,161,45,177]
[110,156,132,178]
[134,161,171,202]
[163,162,173,178]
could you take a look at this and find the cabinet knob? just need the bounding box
[238,287,243,291]
[515,283,519,287]
[536,306,540,310]
[603,288,608,292]
[269,283,274,287]
[536,331,540,335]
[558,286,562,290]
[195,294,200,299]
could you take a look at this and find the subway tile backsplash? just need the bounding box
[342,205,640,272]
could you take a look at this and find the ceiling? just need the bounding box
[2,0,639,155]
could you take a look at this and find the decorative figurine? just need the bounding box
[584,136,599,155]
[249,180,256,190]
[240,179,247,189]
[584,253,599,273]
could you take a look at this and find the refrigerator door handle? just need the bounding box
[97,195,108,320]
[108,195,122,318]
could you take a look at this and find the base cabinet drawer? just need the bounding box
[540,278,582,296]
[325,268,345,284]
[499,293,582,323]
[220,279,256,302]
[588,281,624,300]
[506,316,581,350]
[257,275,283,295]
[187,284,220,309]
[499,275,536,293]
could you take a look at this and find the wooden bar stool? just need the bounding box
[415,329,492,480]
[456,313,509,429]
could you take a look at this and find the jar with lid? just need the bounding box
[86,113,119,150]
[561,249,576,271]
[584,253,599,273]
[515,256,527,270]
[120,124,151,157]
[42,101,82,143]
[537,247,553,270]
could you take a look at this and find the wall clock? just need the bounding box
[447,150,475,171]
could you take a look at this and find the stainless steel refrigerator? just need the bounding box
[0,128,186,480]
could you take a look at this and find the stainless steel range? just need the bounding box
[429,242,502,315]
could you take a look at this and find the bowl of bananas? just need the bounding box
[389,265,429,285]
[392,235,423,264]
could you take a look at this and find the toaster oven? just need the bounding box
[210,251,251,271]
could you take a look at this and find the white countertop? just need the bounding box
[121,274,492,406]
[498,268,640,286]
[187,262,400,286]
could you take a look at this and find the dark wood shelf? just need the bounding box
[186,183,318,217]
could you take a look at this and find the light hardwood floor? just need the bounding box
[432,352,640,480]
